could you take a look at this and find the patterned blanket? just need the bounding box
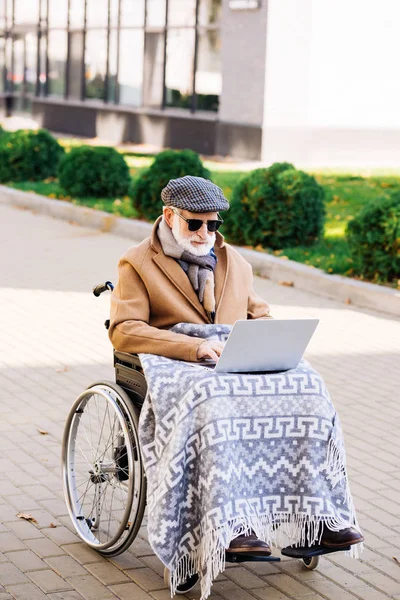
[138,324,361,599]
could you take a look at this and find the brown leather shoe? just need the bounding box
[226,532,271,556]
[321,526,364,548]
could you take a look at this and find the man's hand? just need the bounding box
[197,340,225,362]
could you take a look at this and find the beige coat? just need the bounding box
[109,217,271,361]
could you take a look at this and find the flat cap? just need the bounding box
[161,175,230,212]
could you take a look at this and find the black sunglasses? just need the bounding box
[172,208,224,232]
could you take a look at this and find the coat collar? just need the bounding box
[150,217,229,322]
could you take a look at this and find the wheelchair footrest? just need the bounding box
[281,544,351,559]
[225,552,281,563]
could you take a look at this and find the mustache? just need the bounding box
[187,233,216,243]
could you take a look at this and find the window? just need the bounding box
[39,0,47,26]
[0,36,4,92]
[165,29,195,109]
[38,32,47,96]
[198,0,222,26]
[168,0,196,27]
[48,29,67,96]
[5,34,11,91]
[146,0,166,27]
[118,29,144,106]
[85,30,107,100]
[143,32,164,107]
[86,0,108,28]
[25,32,37,96]
[108,28,118,102]
[68,30,84,99]
[120,0,145,27]
[48,0,68,28]
[69,0,85,29]
[110,0,120,28]
[5,0,12,27]
[195,29,221,111]
[6,0,222,115]
[0,0,5,29]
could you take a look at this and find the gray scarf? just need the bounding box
[158,219,217,318]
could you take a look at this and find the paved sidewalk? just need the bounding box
[1,202,400,600]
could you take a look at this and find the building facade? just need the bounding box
[1,0,400,165]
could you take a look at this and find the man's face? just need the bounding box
[164,207,218,256]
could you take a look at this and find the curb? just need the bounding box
[1,184,399,318]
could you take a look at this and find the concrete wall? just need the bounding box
[219,0,269,127]
[261,0,400,166]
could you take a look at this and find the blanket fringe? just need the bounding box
[168,435,363,600]
[169,512,363,600]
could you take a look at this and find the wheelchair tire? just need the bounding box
[302,555,319,570]
[62,381,146,556]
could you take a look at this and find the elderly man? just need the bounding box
[109,176,363,599]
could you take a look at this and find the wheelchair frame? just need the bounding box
[61,281,353,595]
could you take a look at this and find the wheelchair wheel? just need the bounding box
[302,555,319,570]
[62,381,146,556]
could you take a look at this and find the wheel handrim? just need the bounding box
[63,386,140,551]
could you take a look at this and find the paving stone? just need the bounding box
[150,591,192,600]
[5,549,47,572]
[47,593,85,600]
[213,580,267,600]
[85,562,130,585]
[0,562,29,585]
[109,582,153,600]
[350,586,397,600]
[24,537,67,558]
[126,567,165,591]
[263,573,314,597]
[41,526,80,545]
[63,543,107,565]
[66,574,117,599]
[27,569,73,593]
[356,571,400,595]
[6,583,48,600]
[0,532,27,553]
[4,520,44,540]
[108,553,144,571]
[225,566,267,588]
[45,556,88,578]
[246,561,281,576]
[305,579,366,599]
[5,495,41,511]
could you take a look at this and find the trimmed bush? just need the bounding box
[58,146,131,198]
[0,129,64,182]
[131,149,211,222]
[346,192,400,282]
[224,163,325,249]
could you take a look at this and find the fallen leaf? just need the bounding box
[37,429,48,435]
[344,298,352,305]
[17,513,38,524]
[278,280,294,287]
[49,523,57,528]
[393,556,400,565]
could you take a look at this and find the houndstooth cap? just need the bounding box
[161,175,230,213]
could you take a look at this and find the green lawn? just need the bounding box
[7,156,400,287]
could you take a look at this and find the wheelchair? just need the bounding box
[62,282,352,594]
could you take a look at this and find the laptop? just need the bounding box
[205,318,319,373]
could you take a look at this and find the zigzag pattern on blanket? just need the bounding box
[138,323,361,600]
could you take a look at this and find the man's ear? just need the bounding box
[163,207,174,229]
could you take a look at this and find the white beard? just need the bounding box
[172,218,216,257]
